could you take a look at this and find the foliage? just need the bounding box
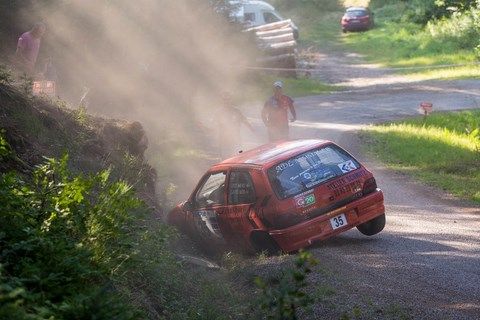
[339,0,480,79]
[254,251,318,320]
[272,0,341,12]
[0,130,10,158]
[0,129,251,319]
[363,110,480,203]
[19,73,33,96]
[0,65,13,85]
[0,141,148,318]
[427,4,480,51]
[370,0,478,23]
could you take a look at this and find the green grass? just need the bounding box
[343,21,478,65]
[256,75,335,97]
[341,3,480,79]
[272,0,346,47]
[242,74,335,101]
[362,110,480,203]
[273,0,480,80]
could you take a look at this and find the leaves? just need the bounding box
[255,251,318,320]
[0,137,151,319]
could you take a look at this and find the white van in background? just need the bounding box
[230,1,299,38]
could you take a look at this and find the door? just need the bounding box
[223,170,258,243]
[190,171,227,243]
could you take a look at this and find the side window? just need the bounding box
[244,12,255,23]
[263,11,280,24]
[195,172,226,207]
[228,171,256,205]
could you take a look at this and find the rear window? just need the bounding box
[346,10,368,17]
[267,144,360,199]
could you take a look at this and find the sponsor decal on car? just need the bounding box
[295,192,316,208]
[338,160,357,173]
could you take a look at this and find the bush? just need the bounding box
[254,251,318,320]
[271,0,340,12]
[426,5,480,50]
[0,149,149,318]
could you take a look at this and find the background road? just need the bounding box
[243,50,480,319]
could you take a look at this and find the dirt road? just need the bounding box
[242,50,480,319]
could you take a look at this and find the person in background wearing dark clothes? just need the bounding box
[262,80,297,142]
[218,91,254,159]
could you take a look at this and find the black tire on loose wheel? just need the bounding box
[357,214,386,236]
[250,231,281,255]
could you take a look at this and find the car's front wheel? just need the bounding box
[357,214,385,236]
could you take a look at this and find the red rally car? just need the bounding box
[168,139,385,253]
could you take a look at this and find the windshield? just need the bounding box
[268,144,360,199]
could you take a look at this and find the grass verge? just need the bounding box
[274,0,480,80]
[362,110,480,203]
[249,74,335,98]
[342,21,480,78]
[342,3,480,79]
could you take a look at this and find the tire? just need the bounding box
[357,214,385,236]
[342,28,347,33]
[250,231,281,255]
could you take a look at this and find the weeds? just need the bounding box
[0,64,13,85]
[341,1,480,78]
[0,144,148,318]
[254,251,318,320]
[19,73,33,96]
[73,105,88,126]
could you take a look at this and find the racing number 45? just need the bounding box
[330,214,348,230]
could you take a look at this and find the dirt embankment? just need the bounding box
[0,83,160,212]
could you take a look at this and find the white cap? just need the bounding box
[273,80,283,88]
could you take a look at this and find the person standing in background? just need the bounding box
[262,80,297,142]
[14,22,46,75]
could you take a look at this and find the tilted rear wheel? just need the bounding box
[357,214,385,236]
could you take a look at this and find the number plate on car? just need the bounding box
[330,214,348,230]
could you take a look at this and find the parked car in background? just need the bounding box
[341,7,374,33]
[229,0,299,39]
[168,139,386,254]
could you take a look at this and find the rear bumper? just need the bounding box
[343,22,371,31]
[268,189,385,252]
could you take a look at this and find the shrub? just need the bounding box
[254,251,318,320]
[0,146,148,318]
[426,5,480,49]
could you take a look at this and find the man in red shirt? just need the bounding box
[14,22,46,75]
[262,80,297,142]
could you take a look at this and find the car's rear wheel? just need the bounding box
[250,230,281,255]
[357,213,385,236]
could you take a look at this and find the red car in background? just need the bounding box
[168,139,385,254]
[341,7,374,33]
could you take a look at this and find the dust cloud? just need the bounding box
[25,0,263,195]
[39,1,252,126]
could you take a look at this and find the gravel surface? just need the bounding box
[241,48,480,319]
